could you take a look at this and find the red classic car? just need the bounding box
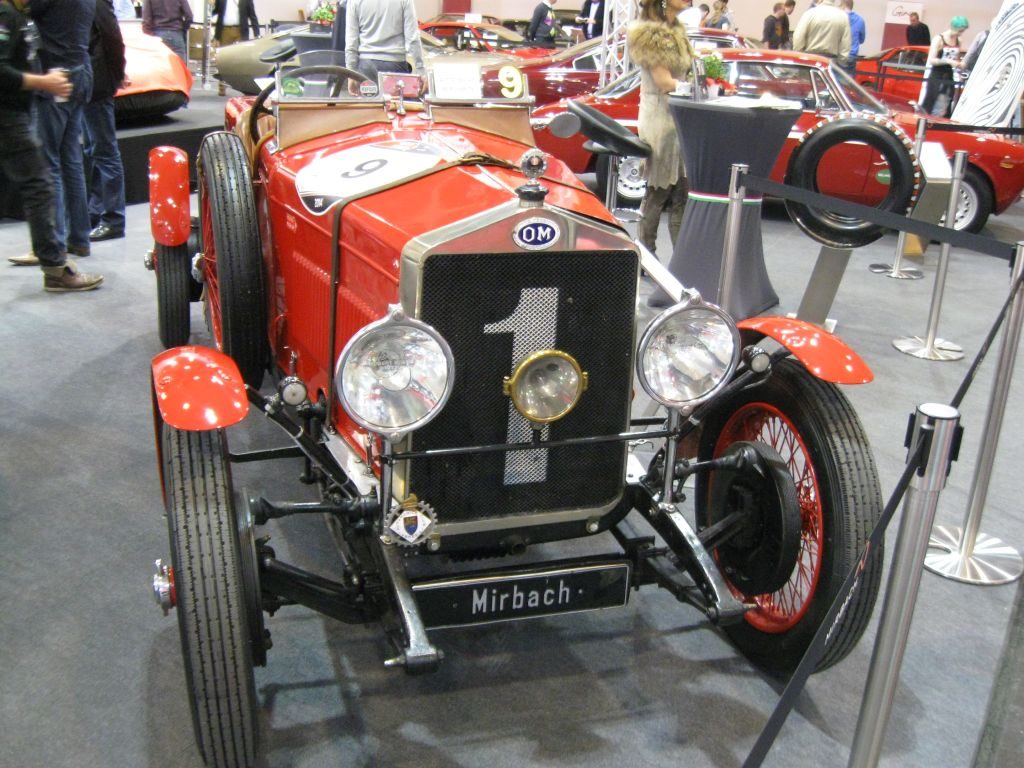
[146,63,884,767]
[484,27,751,106]
[420,20,553,58]
[854,45,931,104]
[532,49,1024,232]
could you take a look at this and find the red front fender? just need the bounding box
[151,346,249,431]
[148,146,191,246]
[738,316,873,384]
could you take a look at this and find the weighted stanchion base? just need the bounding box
[892,336,965,361]
[868,263,925,279]
[925,525,1024,585]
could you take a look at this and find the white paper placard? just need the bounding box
[430,61,484,100]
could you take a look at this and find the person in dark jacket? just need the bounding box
[575,0,603,40]
[213,0,260,46]
[84,0,126,241]
[906,12,930,46]
[527,0,558,47]
[1,0,103,290]
[142,0,191,61]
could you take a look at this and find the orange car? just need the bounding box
[115,22,193,124]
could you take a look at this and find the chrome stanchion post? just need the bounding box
[201,5,213,90]
[871,116,926,279]
[848,404,961,768]
[892,150,967,361]
[718,163,748,316]
[926,241,1024,585]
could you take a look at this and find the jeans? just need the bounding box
[154,27,188,63]
[35,63,93,253]
[0,110,64,267]
[83,97,126,231]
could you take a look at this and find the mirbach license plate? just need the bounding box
[412,561,631,628]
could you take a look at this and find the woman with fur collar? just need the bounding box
[627,0,695,276]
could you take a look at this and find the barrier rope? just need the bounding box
[739,172,1015,260]
[739,172,1024,765]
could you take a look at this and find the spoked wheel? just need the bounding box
[198,132,268,388]
[695,359,884,673]
[163,425,260,768]
[595,154,647,209]
[156,243,194,348]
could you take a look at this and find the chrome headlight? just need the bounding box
[504,349,588,424]
[637,303,739,409]
[334,307,454,439]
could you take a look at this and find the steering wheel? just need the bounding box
[248,65,373,143]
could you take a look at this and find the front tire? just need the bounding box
[696,359,883,673]
[164,426,259,768]
[156,243,193,348]
[198,132,268,388]
[595,153,647,209]
[954,166,993,233]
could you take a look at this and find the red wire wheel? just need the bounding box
[712,402,824,633]
[696,358,884,673]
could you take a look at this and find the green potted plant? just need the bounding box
[700,53,734,96]
[308,1,336,26]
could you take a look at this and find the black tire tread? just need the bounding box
[156,243,192,348]
[199,132,268,388]
[165,426,258,768]
[698,358,883,673]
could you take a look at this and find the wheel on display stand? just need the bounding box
[596,153,647,210]
[163,425,260,768]
[198,131,269,388]
[696,358,884,673]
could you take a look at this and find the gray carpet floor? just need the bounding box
[2,185,1023,767]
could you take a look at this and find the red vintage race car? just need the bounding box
[532,49,1024,232]
[145,63,883,767]
[485,27,752,106]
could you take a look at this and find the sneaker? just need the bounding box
[42,259,104,292]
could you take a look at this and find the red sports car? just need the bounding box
[854,45,930,104]
[532,49,1024,232]
[419,20,553,58]
[116,22,192,123]
[483,27,751,106]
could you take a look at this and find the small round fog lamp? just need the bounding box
[503,350,588,424]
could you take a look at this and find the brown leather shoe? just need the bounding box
[42,259,104,292]
[8,253,39,266]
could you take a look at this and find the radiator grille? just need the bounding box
[409,250,639,523]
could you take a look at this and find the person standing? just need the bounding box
[141,0,192,62]
[906,12,930,46]
[30,0,95,265]
[705,0,729,29]
[920,16,969,117]
[841,0,864,60]
[781,0,795,48]
[575,0,603,40]
[678,0,703,29]
[762,3,786,49]
[1,0,103,290]
[345,0,425,85]
[213,0,260,47]
[792,0,850,61]
[627,0,695,282]
[84,0,126,242]
[527,0,558,47]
